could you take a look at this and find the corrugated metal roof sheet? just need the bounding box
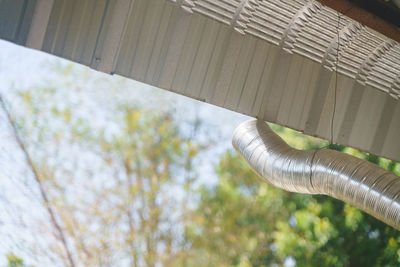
[1,0,400,162]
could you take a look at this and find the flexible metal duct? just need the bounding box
[232,119,400,229]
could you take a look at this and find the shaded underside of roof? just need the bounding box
[0,0,399,162]
[316,0,400,43]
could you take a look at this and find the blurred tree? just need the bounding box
[6,253,24,267]
[185,125,400,267]
[3,64,207,267]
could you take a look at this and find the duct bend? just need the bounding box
[232,119,400,230]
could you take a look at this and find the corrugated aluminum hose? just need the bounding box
[232,119,400,230]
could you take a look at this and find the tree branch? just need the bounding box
[0,95,76,267]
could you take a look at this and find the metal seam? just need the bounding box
[322,20,363,69]
[279,0,322,52]
[356,39,397,85]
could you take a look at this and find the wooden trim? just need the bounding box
[316,0,400,43]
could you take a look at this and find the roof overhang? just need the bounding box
[1,0,400,162]
[316,0,400,43]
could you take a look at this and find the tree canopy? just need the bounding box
[185,125,400,267]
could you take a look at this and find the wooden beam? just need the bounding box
[316,0,400,43]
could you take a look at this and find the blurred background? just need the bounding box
[0,39,399,267]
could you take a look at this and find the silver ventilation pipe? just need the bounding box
[232,119,400,230]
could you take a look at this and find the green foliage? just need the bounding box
[11,65,208,267]
[186,125,400,267]
[6,253,24,267]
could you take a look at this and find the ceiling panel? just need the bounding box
[1,0,399,162]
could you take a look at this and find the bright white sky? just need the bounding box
[0,39,249,265]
